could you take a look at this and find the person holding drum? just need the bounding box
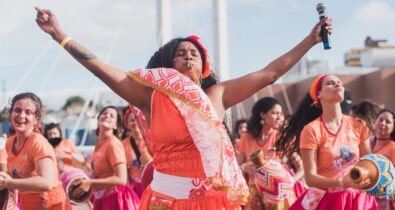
[370,109,395,210]
[276,75,378,209]
[71,106,139,210]
[237,97,294,209]
[0,92,72,210]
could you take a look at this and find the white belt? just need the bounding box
[151,170,207,199]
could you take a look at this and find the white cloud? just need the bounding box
[352,0,395,25]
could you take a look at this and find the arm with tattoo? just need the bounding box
[35,7,151,110]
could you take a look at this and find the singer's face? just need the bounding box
[318,75,344,104]
[172,41,203,80]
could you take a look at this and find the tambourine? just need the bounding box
[60,168,92,205]
[250,150,294,203]
[350,154,395,200]
[0,189,16,210]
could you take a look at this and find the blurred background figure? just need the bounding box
[0,134,7,172]
[44,122,88,172]
[340,89,352,115]
[352,99,381,132]
[121,106,151,198]
[233,118,247,144]
[370,109,395,210]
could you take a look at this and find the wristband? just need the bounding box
[60,36,72,48]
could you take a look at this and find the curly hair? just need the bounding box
[146,37,218,91]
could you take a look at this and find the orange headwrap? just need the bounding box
[309,75,327,109]
[186,35,211,79]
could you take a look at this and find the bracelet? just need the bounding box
[338,176,344,188]
[60,36,72,48]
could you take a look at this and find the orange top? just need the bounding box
[92,136,126,179]
[150,91,205,178]
[122,137,147,180]
[237,130,280,162]
[300,115,371,178]
[6,132,69,209]
[54,139,78,169]
[0,149,7,164]
[373,140,395,165]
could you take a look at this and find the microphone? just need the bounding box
[316,3,331,50]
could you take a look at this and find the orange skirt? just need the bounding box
[139,186,240,210]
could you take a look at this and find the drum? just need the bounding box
[0,189,16,210]
[60,168,92,205]
[350,154,395,199]
[250,150,294,203]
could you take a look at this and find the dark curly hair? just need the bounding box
[146,37,218,91]
[275,93,322,158]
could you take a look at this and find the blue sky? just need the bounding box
[1,0,395,109]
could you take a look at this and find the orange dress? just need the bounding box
[139,91,235,210]
[6,132,72,210]
[54,139,79,170]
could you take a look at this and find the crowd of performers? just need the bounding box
[0,6,395,210]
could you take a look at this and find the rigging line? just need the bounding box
[0,41,52,110]
[0,6,29,47]
[280,83,293,114]
[104,0,135,62]
[38,2,92,92]
[71,0,133,143]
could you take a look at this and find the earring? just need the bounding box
[260,120,264,125]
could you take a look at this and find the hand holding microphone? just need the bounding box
[316,3,331,50]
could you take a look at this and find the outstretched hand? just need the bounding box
[35,7,62,36]
[309,17,333,44]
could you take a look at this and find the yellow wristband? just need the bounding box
[60,37,72,48]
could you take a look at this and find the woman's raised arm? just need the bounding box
[210,18,332,113]
[35,7,151,111]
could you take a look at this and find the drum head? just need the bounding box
[66,178,92,205]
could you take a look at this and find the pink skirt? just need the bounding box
[289,189,377,210]
[93,185,139,210]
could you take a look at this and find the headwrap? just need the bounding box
[309,75,328,109]
[186,35,211,79]
[123,105,133,126]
